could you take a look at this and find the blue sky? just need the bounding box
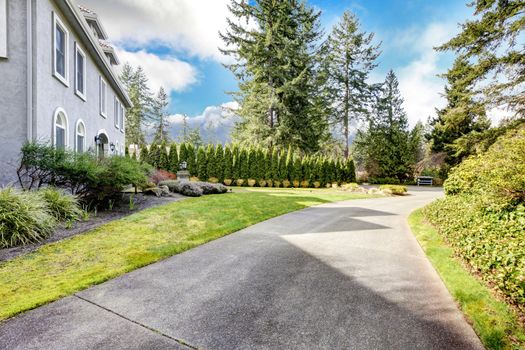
[83,0,478,141]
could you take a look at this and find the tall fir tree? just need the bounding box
[151,87,171,144]
[168,143,179,173]
[322,11,380,159]
[221,0,329,152]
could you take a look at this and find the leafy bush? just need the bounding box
[158,180,181,193]
[368,177,401,185]
[0,188,56,248]
[18,142,150,206]
[149,169,177,184]
[379,185,407,195]
[39,187,82,221]
[179,182,203,197]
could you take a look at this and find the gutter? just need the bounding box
[54,0,131,108]
[26,0,32,140]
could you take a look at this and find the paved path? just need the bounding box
[0,187,484,350]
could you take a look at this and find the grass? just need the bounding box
[409,209,525,350]
[0,189,373,321]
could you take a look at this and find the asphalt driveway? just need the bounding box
[0,187,484,350]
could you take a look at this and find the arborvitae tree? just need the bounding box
[438,0,525,116]
[221,0,329,152]
[158,141,169,170]
[302,156,311,184]
[346,158,356,182]
[270,149,279,181]
[206,144,216,180]
[278,150,287,181]
[196,146,207,180]
[323,11,380,159]
[168,143,179,173]
[151,87,171,144]
[284,146,294,181]
[139,144,149,163]
[224,145,233,180]
[292,156,303,182]
[264,150,273,180]
[247,148,257,179]
[239,148,249,180]
[255,149,265,180]
[215,144,225,182]
[148,143,161,168]
[186,143,196,176]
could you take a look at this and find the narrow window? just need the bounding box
[53,13,69,85]
[75,43,86,100]
[76,120,86,153]
[100,77,107,117]
[114,98,119,128]
[120,105,125,132]
[54,110,68,149]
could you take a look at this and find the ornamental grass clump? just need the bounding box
[0,188,56,248]
[39,187,82,222]
[379,184,407,195]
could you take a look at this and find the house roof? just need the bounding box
[99,40,120,65]
[78,5,108,40]
[54,0,131,107]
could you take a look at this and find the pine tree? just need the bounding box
[323,11,380,159]
[215,144,225,182]
[223,145,233,181]
[438,1,525,116]
[196,146,207,181]
[221,0,329,152]
[151,87,171,145]
[168,143,179,173]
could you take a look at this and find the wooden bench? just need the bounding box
[416,176,433,186]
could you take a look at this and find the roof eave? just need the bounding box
[55,0,131,107]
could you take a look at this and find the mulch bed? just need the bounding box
[0,193,187,262]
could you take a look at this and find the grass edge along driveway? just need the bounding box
[409,209,525,350]
[0,189,373,321]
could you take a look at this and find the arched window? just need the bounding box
[75,119,86,153]
[53,108,69,149]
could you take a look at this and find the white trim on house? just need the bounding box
[99,76,107,118]
[53,107,69,149]
[74,42,87,101]
[75,118,86,153]
[120,104,125,133]
[114,96,120,129]
[52,12,70,87]
[0,0,7,58]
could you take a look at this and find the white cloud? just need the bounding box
[116,49,198,94]
[82,0,231,62]
[167,102,239,143]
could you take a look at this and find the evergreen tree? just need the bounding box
[215,144,225,182]
[292,156,302,182]
[119,64,152,146]
[239,148,249,180]
[354,70,418,180]
[186,144,196,176]
[247,148,257,179]
[302,156,311,184]
[151,87,171,144]
[221,0,329,152]
[168,143,179,173]
[178,143,188,165]
[139,144,149,164]
[270,149,279,181]
[438,1,525,116]
[206,144,216,180]
[323,11,380,159]
[148,143,161,169]
[346,158,356,182]
[223,145,233,180]
[426,57,490,164]
[159,141,169,170]
[196,146,207,181]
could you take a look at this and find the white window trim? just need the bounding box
[99,76,107,118]
[52,12,69,87]
[74,42,87,101]
[75,119,86,153]
[115,140,119,155]
[0,0,7,59]
[120,106,125,133]
[114,97,120,129]
[53,107,69,148]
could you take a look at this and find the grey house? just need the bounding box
[0,0,131,185]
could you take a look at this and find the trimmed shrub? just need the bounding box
[197,146,208,181]
[158,180,181,193]
[168,143,179,173]
[379,184,407,195]
[215,144,225,182]
[223,145,233,182]
[0,188,56,248]
[39,187,82,221]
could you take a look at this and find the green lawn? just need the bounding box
[409,209,525,350]
[0,189,373,321]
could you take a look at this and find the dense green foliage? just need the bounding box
[18,142,150,206]
[39,187,82,222]
[140,142,357,186]
[424,128,525,314]
[354,71,423,180]
[0,188,56,248]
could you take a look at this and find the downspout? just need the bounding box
[26,0,33,140]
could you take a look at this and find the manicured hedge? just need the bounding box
[423,127,525,313]
[140,143,357,187]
